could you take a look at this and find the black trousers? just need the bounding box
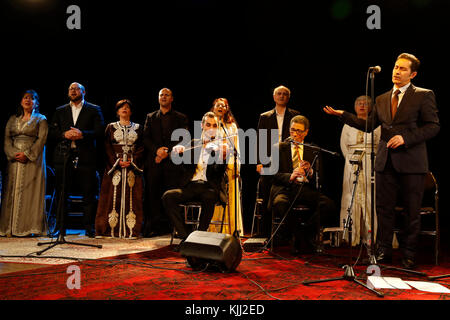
[376,156,425,259]
[54,160,97,233]
[258,175,274,237]
[162,181,219,239]
[144,161,182,235]
[272,183,335,248]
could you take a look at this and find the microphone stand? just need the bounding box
[295,141,340,157]
[36,144,102,255]
[428,274,450,281]
[368,69,377,265]
[303,156,384,297]
[219,120,241,240]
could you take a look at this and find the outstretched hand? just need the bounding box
[323,106,344,116]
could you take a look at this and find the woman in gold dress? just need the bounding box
[207,98,243,236]
[0,90,48,236]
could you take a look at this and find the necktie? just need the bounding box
[292,145,301,169]
[193,142,207,180]
[391,89,401,119]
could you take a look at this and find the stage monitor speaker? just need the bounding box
[180,231,242,272]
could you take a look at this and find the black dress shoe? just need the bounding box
[376,251,392,264]
[85,229,95,238]
[290,246,301,256]
[145,231,161,238]
[172,239,186,252]
[401,257,416,269]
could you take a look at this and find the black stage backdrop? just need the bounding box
[0,0,448,242]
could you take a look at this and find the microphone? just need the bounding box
[369,66,381,73]
[285,137,300,145]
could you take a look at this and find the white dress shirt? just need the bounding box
[70,99,84,125]
[69,99,84,147]
[191,144,210,182]
[276,109,285,142]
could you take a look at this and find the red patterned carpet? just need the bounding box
[1,243,450,301]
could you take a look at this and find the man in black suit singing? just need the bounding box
[143,88,189,237]
[49,82,105,237]
[256,85,301,237]
[268,115,335,254]
[162,112,228,241]
[324,53,440,268]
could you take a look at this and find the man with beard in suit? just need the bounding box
[268,115,335,254]
[162,112,228,241]
[324,53,440,268]
[49,82,105,237]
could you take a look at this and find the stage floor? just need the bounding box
[1,231,450,301]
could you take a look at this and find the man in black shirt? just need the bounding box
[143,88,189,237]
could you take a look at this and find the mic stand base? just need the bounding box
[36,147,102,256]
[360,249,428,277]
[378,263,427,277]
[368,253,377,265]
[36,232,102,256]
[303,264,384,297]
[428,274,450,281]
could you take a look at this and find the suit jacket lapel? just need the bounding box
[381,89,394,123]
[280,142,293,172]
[151,110,162,139]
[282,109,292,141]
[304,145,318,166]
[394,84,415,121]
[64,104,75,126]
[269,109,278,129]
[74,102,87,126]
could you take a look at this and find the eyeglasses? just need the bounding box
[290,128,306,134]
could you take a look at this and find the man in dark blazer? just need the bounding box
[49,82,105,237]
[324,53,440,268]
[143,88,189,237]
[162,112,228,240]
[268,115,335,254]
[256,85,301,237]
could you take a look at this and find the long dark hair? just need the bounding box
[210,97,238,127]
[16,89,39,117]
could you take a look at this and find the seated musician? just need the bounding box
[162,112,229,242]
[268,115,336,255]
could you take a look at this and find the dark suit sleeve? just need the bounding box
[104,124,116,169]
[168,112,189,151]
[48,108,65,143]
[133,124,145,169]
[80,105,105,142]
[401,90,440,148]
[257,114,270,165]
[272,143,292,186]
[256,115,263,165]
[341,110,379,133]
[143,113,157,157]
